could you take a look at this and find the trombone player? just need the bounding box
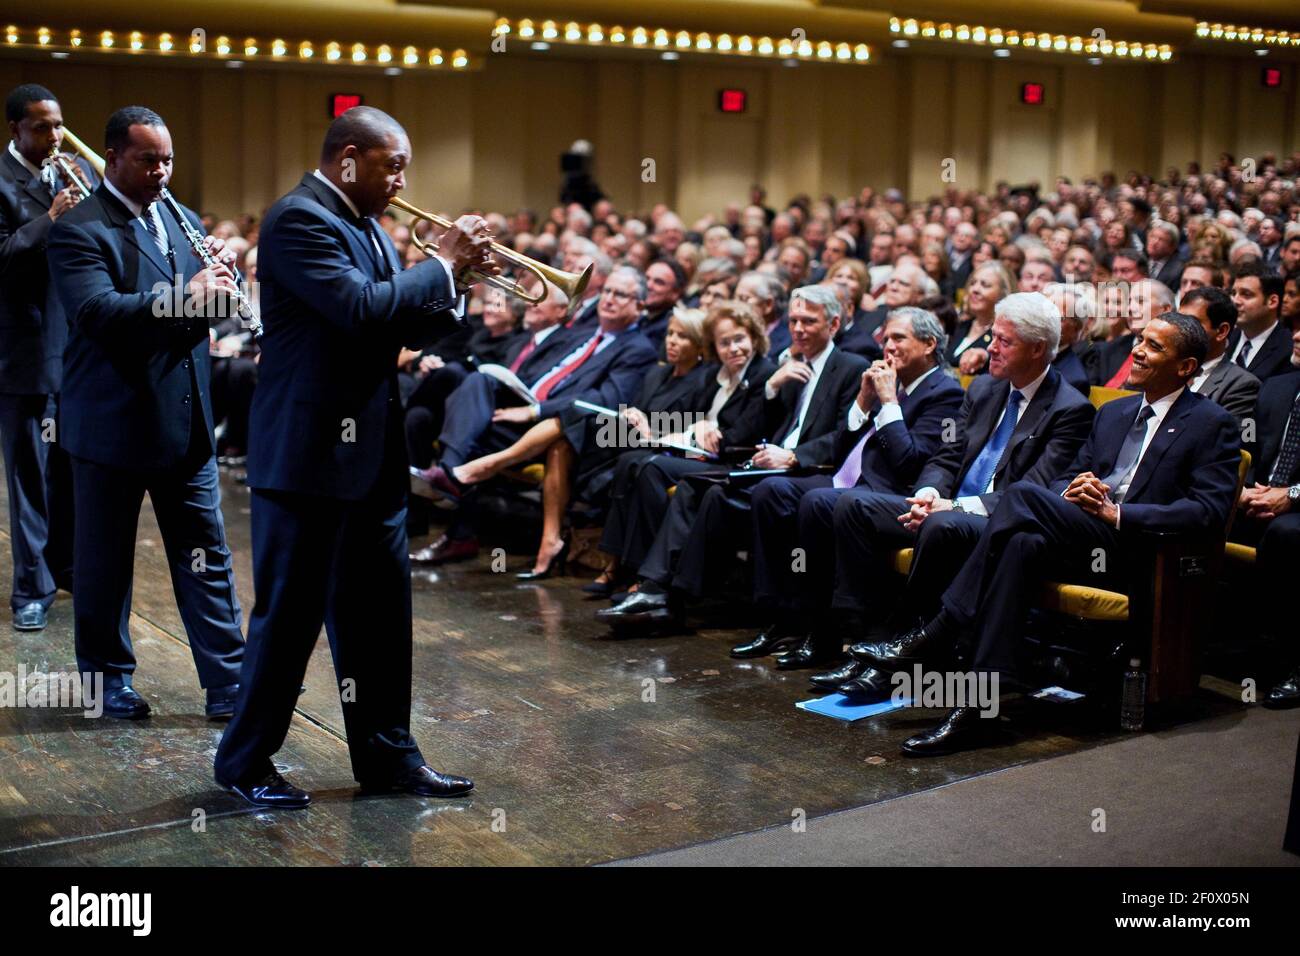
[215,106,494,808]
[0,84,94,631]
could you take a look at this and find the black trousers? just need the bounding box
[70,448,244,692]
[404,363,471,468]
[828,491,989,621]
[749,474,836,612]
[599,452,713,570]
[940,482,1122,678]
[638,473,754,598]
[215,478,427,787]
[1233,511,1300,645]
[210,356,257,454]
[0,392,72,610]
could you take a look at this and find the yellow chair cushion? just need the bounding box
[891,548,914,575]
[1038,582,1129,622]
[1224,542,1257,566]
[1088,385,1137,410]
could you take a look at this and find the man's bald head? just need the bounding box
[319,106,411,217]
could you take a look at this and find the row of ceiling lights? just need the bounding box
[889,18,1173,61]
[492,18,871,63]
[1,26,470,69]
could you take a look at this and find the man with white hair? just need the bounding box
[823,291,1095,698]
[1042,282,1096,395]
[842,261,926,359]
[653,211,685,255]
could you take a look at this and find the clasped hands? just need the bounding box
[1240,483,1292,521]
[1062,471,1119,526]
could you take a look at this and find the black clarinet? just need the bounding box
[160,189,262,338]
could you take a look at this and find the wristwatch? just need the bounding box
[1288,484,1300,503]
[951,498,965,513]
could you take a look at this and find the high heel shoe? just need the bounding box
[516,538,570,580]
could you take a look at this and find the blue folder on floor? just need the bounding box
[796,693,912,722]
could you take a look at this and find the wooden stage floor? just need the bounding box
[0,471,1237,866]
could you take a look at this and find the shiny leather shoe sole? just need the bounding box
[222,779,312,810]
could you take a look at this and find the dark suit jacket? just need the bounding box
[510,323,583,380]
[832,366,964,493]
[1093,334,1135,386]
[48,184,217,469]
[565,294,600,331]
[946,318,994,370]
[530,323,658,422]
[0,149,98,394]
[1195,357,1260,423]
[915,367,1095,512]
[1247,369,1300,486]
[837,305,886,360]
[1049,388,1241,535]
[246,173,461,499]
[1052,347,1091,397]
[640,305,674,353]
[712,355,778,448]
[764,346,871,466]
[765,318,791,361]
[1149,255,1185,292]
[1227,323,1295,382]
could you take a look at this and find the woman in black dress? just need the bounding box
[586,300,777,596]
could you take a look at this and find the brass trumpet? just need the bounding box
[388,195,591,307]
[45,127,98,201]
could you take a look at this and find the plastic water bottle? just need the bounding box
[1120,658,1146,731]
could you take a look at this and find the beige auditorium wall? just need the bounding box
[1,49,1296,222]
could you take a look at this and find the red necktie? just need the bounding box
[533,333,604,401]
[1106,351,1135,389]
[509,337,536,374]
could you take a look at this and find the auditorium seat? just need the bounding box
[1088,385,1137,409]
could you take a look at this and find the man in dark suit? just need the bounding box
[408,265,657,562]
[838,262,925,360]
[1044,283,1093,396]
[639,258,686,352]
[948,222,978,292]
[1181,286,1260,422]
[1227,261,1292,381]
[733,307,964,669]
[46,106,245,721]
[1145,220,1185,293]
[0,84,89,630]
[214,107,491,809]
[597,283,868,629]
[825,292,1095,696]
[859,313,1240,755]
[1231,333,1300,707]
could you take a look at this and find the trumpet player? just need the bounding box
[214,106,493,809]
[0,84,91,631]
[46,106,246,720]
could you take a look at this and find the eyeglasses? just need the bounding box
[601,287,639,302]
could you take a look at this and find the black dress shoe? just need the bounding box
[581,579,617,598]
[730,626,805,659]
[852,613,956,672]
[809,658,864,690]
[205,684,239,720]
[410,534,480,566]
[595,589,667,623]
[13,603,46,631]
[901,706,1000,757]
[102,685,151,720]
[1262,668,1300,710]
[837,666,894,702]
[408,464,464,507]
[361,765,474,798]
[773,635,842,671]
[223,771,311,809]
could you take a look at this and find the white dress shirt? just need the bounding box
[1189,353,1224,393]
[917,366,1050,517]
[101,177,171,259]
[1113,387,1183,507]
[766,341,835,450]
[1228,322,1278,369]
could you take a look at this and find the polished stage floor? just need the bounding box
[0,470,1274,866]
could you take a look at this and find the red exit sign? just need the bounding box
[1020,82,1045,105]
[718,88,747,113]
[1262,67,1282,88]
[330,93,364,118]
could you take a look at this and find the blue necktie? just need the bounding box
[956,389,1023,498]
[1101,404,1156,502]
